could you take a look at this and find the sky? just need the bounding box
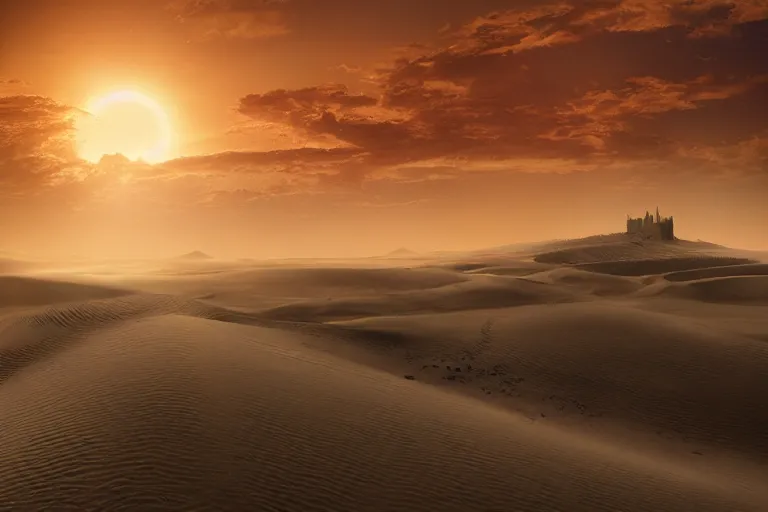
[1,0,767,258]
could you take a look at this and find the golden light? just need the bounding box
[76,90,174,164]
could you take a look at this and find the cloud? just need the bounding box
[331,64,363,74]
[0,89,370,202]
[675,133,768,176]
[239,83,378,122]
[238,74,763,171]
[578,0,768,37]
[448,0,768,56]
[168,0,291,39]
[545,74,768,152]
[229,0,766,181]
[5,0,767,203]
[164,147,363,175]
[234,70,766,180]
[0,95,86,194]
[237,84,423,153]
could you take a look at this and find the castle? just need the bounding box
[626,207,674,240]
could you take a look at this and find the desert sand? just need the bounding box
[1,234,767,510]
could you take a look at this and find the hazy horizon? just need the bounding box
[2,0,766,259]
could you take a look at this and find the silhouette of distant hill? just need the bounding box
[384,247,419,258]
[175,251,214,261]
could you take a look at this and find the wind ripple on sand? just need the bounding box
[0,275,130,308]
[524,267,644,296]
[0,294,222,383]
[338,302,768,459]
[659,275,768,304]
[259,276,577,322]
[1,315,764,511]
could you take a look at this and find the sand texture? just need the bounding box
[1,235,767,511]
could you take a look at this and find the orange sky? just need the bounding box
[1,0,767,258]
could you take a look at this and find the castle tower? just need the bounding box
[627,208,675,240]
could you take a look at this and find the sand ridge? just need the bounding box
[1,235,767,510]
[0,275,131,310]
[2,314,766,510]
[334,302,768,458]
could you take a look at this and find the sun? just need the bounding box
[76,90,174,164]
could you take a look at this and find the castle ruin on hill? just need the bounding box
[626,207,674,240]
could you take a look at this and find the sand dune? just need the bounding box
[0,275,130,309]
[2,236,767,510]
[227,266,468,295]
[173,266,468,296]
[573,257,756,276]
[435,260,552,276]
[335,303,768,458]
[259,274,577,322]
[2,313,766,510]
[524,267,644,296]
[45,266,471,312]
[0,294,207,383]
[533,241,686,264]
[533,237,745,266]
[664,263,768,281]
[659,275,768,304]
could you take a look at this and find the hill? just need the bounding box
[174,250,214,261]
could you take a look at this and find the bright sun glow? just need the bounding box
[76,90,173,164]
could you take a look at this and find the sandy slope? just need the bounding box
[0,275,130,309]
[664,263,768,281]
[259,274,577,322]
[1,312,765,510]
[334,303,768,457]
[658,275,768,304]
[1,236,767,510]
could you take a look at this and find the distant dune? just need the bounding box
[1,234,767,510]
[659,275,768,304]
[534,238,732,265]
[174,250,214,260]
[0,275,130,309]
[573,256,755,276]
[383,247,419,258]
[664,263,768,281]
[259,274,576,322]
[524,267,644,296]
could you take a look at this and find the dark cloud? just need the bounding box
[6,0,767,200]
[236,72,766,178]
[545,74,768,152]
[447,0,768,56]
[229,0,767,177]
[238,84,422,154]
[239,84,378,122]
[164,147,363,174]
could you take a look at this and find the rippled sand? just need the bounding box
[2,236,767,510]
